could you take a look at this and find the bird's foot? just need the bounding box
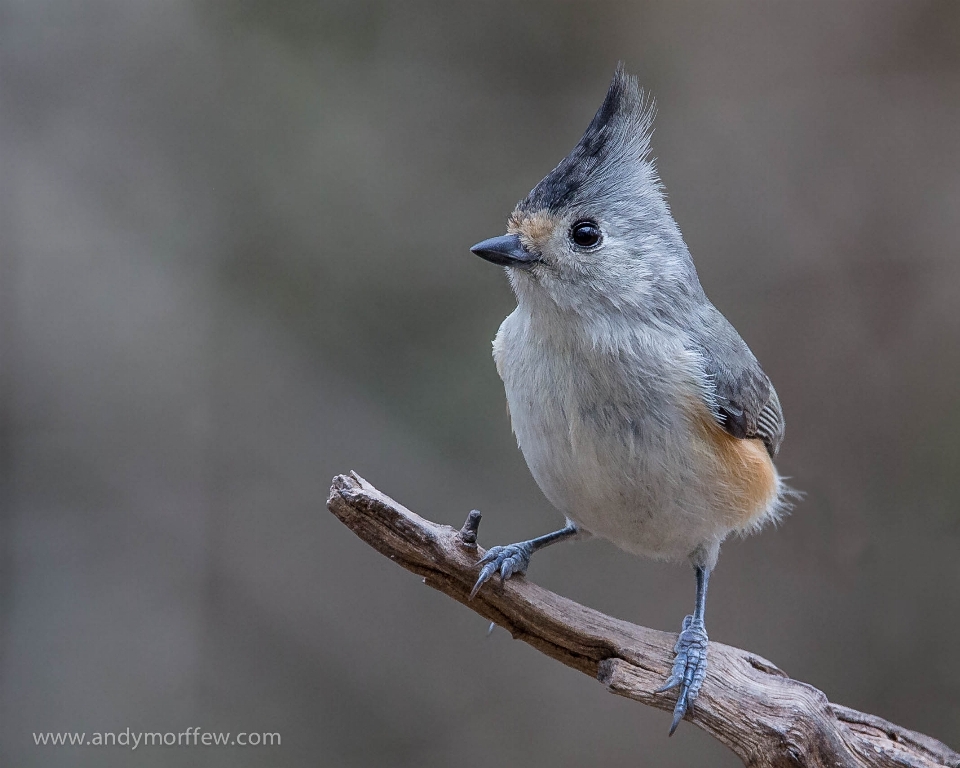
[469,541,534,599]
[657,615,709,735]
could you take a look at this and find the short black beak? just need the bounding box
[470,234,538,268]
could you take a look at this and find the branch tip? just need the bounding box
[459,509,482,545]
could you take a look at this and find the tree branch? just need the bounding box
[327,472,959,768]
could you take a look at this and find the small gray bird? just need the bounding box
[469,66,790,734]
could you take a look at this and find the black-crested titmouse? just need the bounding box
[469,66,791,734]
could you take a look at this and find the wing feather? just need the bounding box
[691,311,785,458]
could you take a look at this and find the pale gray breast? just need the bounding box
[494,311,706,522]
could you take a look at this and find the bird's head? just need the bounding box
[472,66,699,319]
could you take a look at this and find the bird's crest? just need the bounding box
[517,64,657,214]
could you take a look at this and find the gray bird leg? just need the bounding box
[469,523,580,600]
[657,565,710,735]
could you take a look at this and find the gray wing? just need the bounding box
[690,311,785,458]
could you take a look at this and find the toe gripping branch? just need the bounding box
[470,542,535,599]
[468,523,580,600]
[657,615,710,735]
[656,564,711,734]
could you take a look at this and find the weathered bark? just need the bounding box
[327,472,960,768]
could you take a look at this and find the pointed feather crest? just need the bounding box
[518,64,657,214]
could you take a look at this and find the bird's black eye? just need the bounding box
[570,220,602,249]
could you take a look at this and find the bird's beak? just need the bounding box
[470,234,538,268]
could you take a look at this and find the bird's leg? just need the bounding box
[657,565,711,735]
[469,523,580,600]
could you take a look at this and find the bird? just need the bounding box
[468,65,792,734]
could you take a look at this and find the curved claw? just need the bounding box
[470,560,500,599]
[657,615,709,736]
[469,542,533,600]
[655,673,680,694]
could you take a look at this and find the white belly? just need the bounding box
[494,310,756,563]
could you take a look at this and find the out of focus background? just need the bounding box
[2,2,960,766]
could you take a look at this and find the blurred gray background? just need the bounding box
[2,1,960,766]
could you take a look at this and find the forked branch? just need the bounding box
[327,472,959,768]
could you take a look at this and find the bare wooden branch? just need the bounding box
[327,472,960,768]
